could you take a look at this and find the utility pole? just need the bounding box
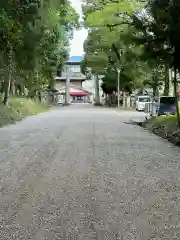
[116,48,122,108]
[94,75,100,105]
[117,68,121,108]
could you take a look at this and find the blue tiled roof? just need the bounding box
[67,56,84,63]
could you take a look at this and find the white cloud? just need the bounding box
[70,0,88,56]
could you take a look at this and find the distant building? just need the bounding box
[83,76,103,103]
[55,56,92,103]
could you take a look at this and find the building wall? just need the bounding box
[70,81,82,88]
[55,80,83,91]
[83,76,103,102]
[61,64,85,79]
[55,82,65,91]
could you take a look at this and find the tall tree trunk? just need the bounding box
[38,91,42,102]
[152,72,157,97]
[10,78,15,95]
[0,78,5,94]
[173,66,180,126]
[3,48,12,105]
[164,64,169,96]
[3,75,11,105]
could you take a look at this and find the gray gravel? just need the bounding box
[0,104,180,240]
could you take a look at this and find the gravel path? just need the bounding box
[0,105,180,240]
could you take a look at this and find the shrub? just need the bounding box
[0,97,49,127]
[142,115,180,145]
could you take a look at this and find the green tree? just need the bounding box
[137,0,180,124]
[83,0,153,98]
[0,0,79,104]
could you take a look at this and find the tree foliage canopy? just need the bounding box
[83,0,180,122]
[0,0,79,102]
[82,0,154,94]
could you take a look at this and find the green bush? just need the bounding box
[0,105,20,127]
[143,115,180,145]
[0,97,49,127]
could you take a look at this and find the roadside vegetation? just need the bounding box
[0,0,79,127]
[0,95,49,127]
[81,0,180,144]
[82,0,180,124]
[140,115,180,146]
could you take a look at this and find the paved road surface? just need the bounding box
[0,105,180,240]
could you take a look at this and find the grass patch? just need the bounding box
[142,115,180,146]
[0,96,50,127]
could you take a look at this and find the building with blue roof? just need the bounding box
[54,55,92,103]
[67,56,84,63]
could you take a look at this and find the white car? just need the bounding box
[136,96,151,111]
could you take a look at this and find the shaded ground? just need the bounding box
[0,105,180,239]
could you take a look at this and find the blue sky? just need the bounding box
[70,0,88,56]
